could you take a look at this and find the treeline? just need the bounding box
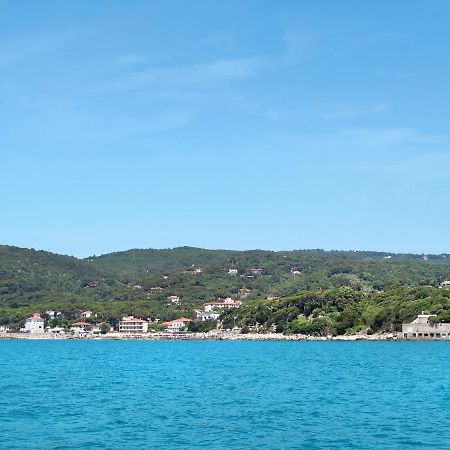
[220,286,450,336]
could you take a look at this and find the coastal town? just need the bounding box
[0,296,246,339]
[0,304,448,341]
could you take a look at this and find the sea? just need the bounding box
[0,340,448,449]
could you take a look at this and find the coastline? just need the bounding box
[0,331,400,341]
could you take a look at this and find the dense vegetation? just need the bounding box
[1,245,450,333]
[221,286,450,335]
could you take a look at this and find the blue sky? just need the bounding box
[1,0,450,257]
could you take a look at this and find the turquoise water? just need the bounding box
[0,341,449,449]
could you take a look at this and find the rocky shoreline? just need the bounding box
[0,331,399,341]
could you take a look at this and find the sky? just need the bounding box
[1,0,450,257]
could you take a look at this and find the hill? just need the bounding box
[2,245,450,332]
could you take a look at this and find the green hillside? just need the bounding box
[1,245,450,333]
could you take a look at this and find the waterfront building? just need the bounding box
[119,316,148,333]
[402,313,450,339]
[23,314,45,333]
[46,326,65,334]
[164,317,192,332]
[71,322,92,333]
[204,298,242,312]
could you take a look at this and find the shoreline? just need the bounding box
[0,332,401,341]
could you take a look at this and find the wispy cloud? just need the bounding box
[88,56,268,93]
[265,102,392,121]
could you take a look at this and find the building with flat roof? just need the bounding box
[119,316,148,333]
[402,314,450,339]
[204,298,242,312]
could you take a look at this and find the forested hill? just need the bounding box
[89,246,450,291]
[2,245,450,330]
[0,245,125,306]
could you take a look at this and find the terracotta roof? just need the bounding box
[120,317,146,323]
[204,301,241,305]
[164,318,192,325]
[72,322,91,326]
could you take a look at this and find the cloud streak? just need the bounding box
[88,57,268,93]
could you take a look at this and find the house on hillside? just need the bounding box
[197,310,220,322]
[167,295,180,305]
[402,313,450,339]
[164,317,192,332]
[119,316,148,333]
[184,266,202,275]
[22,314,45,333]
[204,298,242,312]
[440,280,450,288]
[228,268,238,276]
[290,267,301,275]
[80,310,94,319]
[250,268,264,276]
[239,288,251,299]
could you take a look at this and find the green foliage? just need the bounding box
[221,286,450,336]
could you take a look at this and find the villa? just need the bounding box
[80,310,94,319]
[119,316,148,333]
[71,322,92,333]
[164,317,192,332]
[440,280,450,288]
[22,314,45,333]
[228,268,238,276]
[402,313,450,339]
[204,298,242,312]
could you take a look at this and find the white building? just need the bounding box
[164,317,192,332]
[80,311,94,319]
[184,267,202,274]
[402,313,450,339]
[440,280,450,288]
[204,298,242,312]
[71,322,92,333]
[22,314,45,333]
[46,326,65,335]
[119,316,149,333]
[198,311,220,322]
[167,295,180,305]
[228,268,238,276]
